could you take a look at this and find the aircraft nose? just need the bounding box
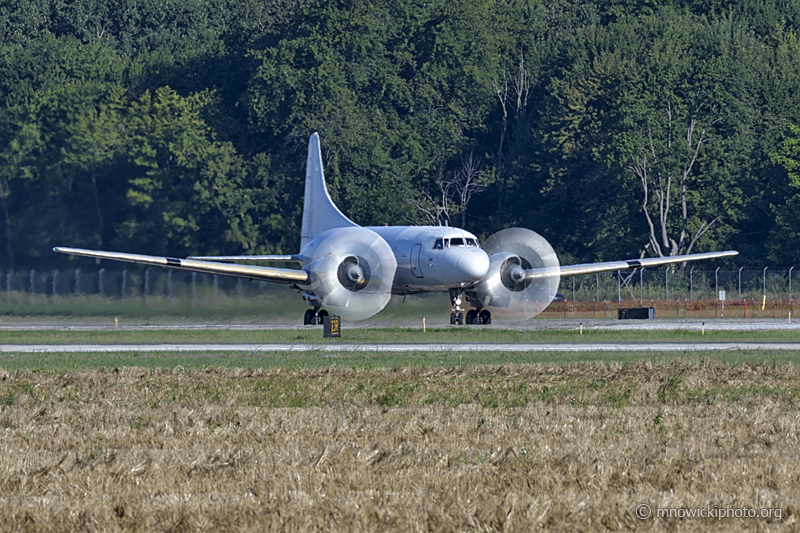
[458,250,490,282]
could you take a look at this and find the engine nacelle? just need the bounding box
[468,228,560,319]
[300,227,397,321]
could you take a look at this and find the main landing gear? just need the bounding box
[465,308,492,325]
[304,308,329,325]
[449,289,492,325]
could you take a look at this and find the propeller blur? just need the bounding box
[54,133,738,325]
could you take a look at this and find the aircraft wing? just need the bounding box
[187,255,304,263]
[53,247,309,284]
[523,250,739,281]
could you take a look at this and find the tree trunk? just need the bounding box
[0,190,13,271]
[91,174,104,247]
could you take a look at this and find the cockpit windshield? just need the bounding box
[433,236,480,249]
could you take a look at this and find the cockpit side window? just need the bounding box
[465,238,477,247]
[443,238,450,248]
[433,238,443,250]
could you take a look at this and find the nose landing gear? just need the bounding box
[449,288,465,325]
[450,288,492,325]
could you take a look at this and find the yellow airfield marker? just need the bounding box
[422,315,426,333]
[580,322,583,335]
[702,322,705,335]
[762,295,766,311]
[115,317,119,327]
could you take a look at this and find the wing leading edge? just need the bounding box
[523,250,739,281]
[53,247,308,284]
[187,255,304,264]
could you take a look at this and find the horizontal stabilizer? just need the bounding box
[53,247,308,284]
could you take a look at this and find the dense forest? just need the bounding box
[2,0,800,271]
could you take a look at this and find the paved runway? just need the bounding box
[2,319,797,353]
[3,342,800,353]
[1,317,797,331]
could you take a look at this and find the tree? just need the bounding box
[626,94,723,258]
[121,86,247,256]
[769,123,800,263]
[0,108,44,271]
[60,84,127,248]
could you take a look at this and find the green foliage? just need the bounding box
[1,0,800,268]
[768,124,800,263]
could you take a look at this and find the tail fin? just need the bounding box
[300,132,358,249]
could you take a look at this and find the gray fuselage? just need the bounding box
[365,226,490,294]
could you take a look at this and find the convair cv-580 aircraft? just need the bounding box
[55,133,738,324]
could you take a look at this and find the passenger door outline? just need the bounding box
[410,243,424,278]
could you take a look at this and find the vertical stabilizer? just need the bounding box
[300,132,358,249]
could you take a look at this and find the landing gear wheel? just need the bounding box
[479,309,492,325]
[450,312,457,325]
[304,309,317,325]
[466,310,478,325]
[456,313,464,325]
[317,309,329,325]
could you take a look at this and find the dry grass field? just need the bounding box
[1,361,798,531]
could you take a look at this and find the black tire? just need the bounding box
[317,309,329,325]
[456,313,464,325]
[304,309,317,325]
[479,309,492,325]
[450,312,456,325]
[466,310,478,324]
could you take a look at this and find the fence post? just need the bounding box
[29,269,35,304]
[596,273,599,303]
[52,269,58,303]
[763,267,768,299]
[98,268,104,297]
[617,271,621,303]
[690,268,694,303]
[665,267,669,301]
[790,266,794,301]
[144,268,150,305]
[121,269,127,300]
[639,268,643,303]
[168,270,174,305]
[715,267,720,301]
[213,275,219,303]
[738,266,743,303]
[572,277,575,302]
[191,272,197,305]
[74,268,81,297]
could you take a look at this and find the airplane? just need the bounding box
[54,132,738,325]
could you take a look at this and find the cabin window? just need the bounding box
[433,238,443,250]
[450,237,464,247]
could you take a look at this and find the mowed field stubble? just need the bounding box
[1,354,799,531]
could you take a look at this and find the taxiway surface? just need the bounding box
[2,342,800,353]
[2,319,797,353]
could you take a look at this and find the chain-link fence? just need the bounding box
[549,268,796,319]
[558,268,796,303]
[0,267,309,319]
[1,266,796,319]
